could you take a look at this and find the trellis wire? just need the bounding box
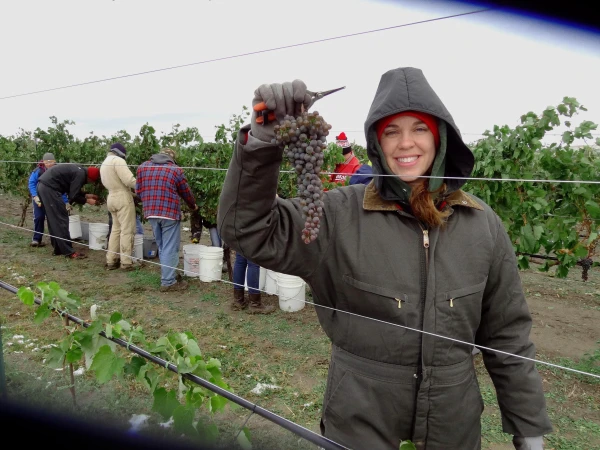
[2,159,600,185]
[0,220,598,381]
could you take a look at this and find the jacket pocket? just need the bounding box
[343,274,411,318]
[322,361,415,450]
[436,279,487,308]
[434,279,487,346]
[425,369,483,449]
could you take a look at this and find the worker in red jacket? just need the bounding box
[329,132,361,186]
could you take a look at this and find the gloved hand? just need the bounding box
[65,203,73,213]
[513,436,544,450]
[33,196,42,207]
[250,80,312,143]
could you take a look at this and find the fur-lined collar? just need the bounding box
[362,182,483,211]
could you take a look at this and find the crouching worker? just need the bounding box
[28,152,69,247]
[38,164,100,259]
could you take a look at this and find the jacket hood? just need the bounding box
[364,67,474,197]
[150,153,175,165]
[110,148,127,160]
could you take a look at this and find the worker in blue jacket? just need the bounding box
[28,153,68,247]
[349,164,374,186]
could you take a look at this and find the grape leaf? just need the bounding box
[89,345,125,384]
[237,427,252,450]
[172,404,197,437]
[209,394,228,413]
[17,287,34,306]
[33,304,52,324]
[585,200,600,219]
[46,346,66,369]
[109,312,122,324]
[400,440,417,450]
[186,339,202,357]
[153,387,180,421]
[66,347,83,364]
[124,356,146,377]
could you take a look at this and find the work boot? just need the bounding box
[159,280,189,292]
[231,289,248,311]
[247,293,275,315]
[121,263,141,272]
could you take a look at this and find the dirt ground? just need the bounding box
[1,192,599,449]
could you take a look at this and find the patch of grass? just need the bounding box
[127,269,161,289]
[557,344,600,384]
[541,343,600,386]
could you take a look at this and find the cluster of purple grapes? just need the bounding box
[579,257,593,281]
[273,111,332,244]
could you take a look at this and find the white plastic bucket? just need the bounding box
[88,223,109,250]
[264,269,279,295]
[183,244,201,277]
[244,266,267,291]
[69,215,82,239]
[132,234,144,262]
[276,273,305,312]
[199,245,223,282]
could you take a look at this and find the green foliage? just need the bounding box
[465,96,600,278]
[17,281,236,443]
[3,97,598,279]
[399,440,417,450]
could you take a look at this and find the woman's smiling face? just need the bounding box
[379,115,437,186]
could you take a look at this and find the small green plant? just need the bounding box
[17,281,245,445]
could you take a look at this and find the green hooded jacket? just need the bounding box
[218,67,552,450]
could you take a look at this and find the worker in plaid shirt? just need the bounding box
[136,147,198,292]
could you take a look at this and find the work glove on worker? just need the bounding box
[250,80,312,143]
[33,196,42,207]
[65,203,73,213]
[513,436,544,450]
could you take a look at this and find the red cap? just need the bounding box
[87,166,100,182]
[336,131,351,148]
[376,111,440,147]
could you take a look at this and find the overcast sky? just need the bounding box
[1,0,599,149]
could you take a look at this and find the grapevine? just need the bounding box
[273,111,332,244]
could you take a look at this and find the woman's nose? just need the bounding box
[396,133,414,149]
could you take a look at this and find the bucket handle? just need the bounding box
[276,281,306,301]
[274,279,306,300]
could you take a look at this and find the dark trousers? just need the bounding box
[32,201,46,242]
[233,253,260,294]
[37,183,74,256]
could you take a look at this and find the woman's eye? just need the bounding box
[415,127,428,133]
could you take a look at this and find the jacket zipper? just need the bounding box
[417,222,429,369]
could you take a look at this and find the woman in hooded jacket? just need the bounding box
[217,67,552,450]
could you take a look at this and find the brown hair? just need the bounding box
[409,181,450,228]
